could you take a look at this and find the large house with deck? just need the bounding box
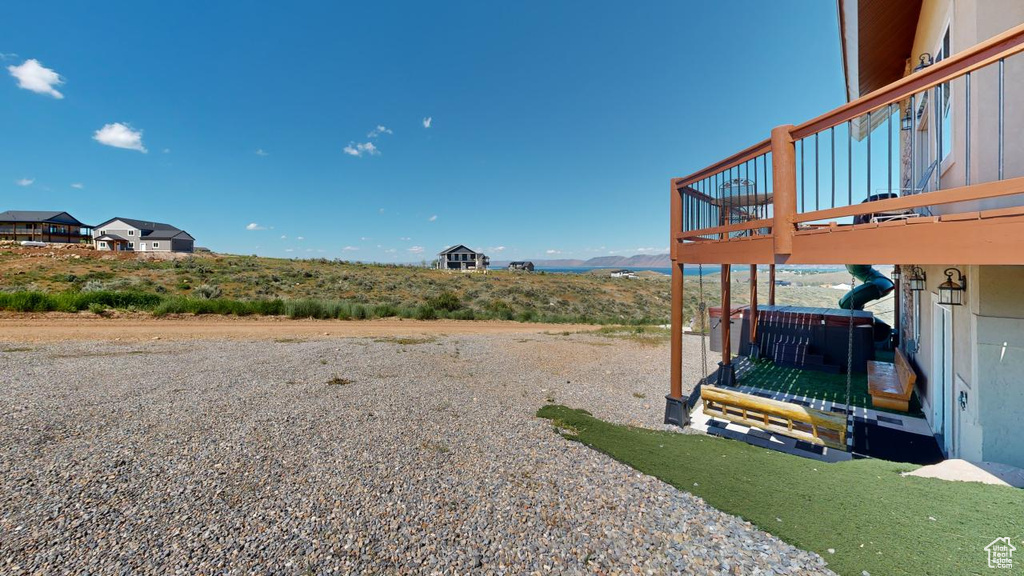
[667,1,1024,469]
[437,245,488,271]
[0,210,92,244]
[92,217,195,253]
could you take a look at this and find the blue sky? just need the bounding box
[1,1,845,262]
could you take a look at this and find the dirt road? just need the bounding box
[0,313,600,342]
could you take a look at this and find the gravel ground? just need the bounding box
[0,332,832,574]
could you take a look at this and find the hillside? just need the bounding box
[0,245,888,325]
[0,245,673,324]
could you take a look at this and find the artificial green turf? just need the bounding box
[739,360,923,415]
[538,405,1023,576]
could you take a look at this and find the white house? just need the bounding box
[93,217,195,253]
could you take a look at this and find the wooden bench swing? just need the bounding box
[701,385,848,450]
[867,348,917,412]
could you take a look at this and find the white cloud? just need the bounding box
[297,236,305,241]
[343,141,379,157]
[384,248,397,254]
[378,208,385,214]
[0,53,18,62]
[490,246,506,252]
[367,125,392,138]
[15,177,34,187]
[284,248,294,253]
[546,249,561,255]
[162,148,171,154]
[255,148,269,156]
[93,122,147,153]
[428,215,437,222]
[70,182,84,189]
[342,246,359,251]
[360,236,371,241]
[280,235,287,239]
[422,117,432,128]
[7,59,64,99]
[399,236,411,241]
[407,246,424,254]
[245,223,267,231]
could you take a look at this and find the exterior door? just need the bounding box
[139,242,146,252]
[931,295,954,456]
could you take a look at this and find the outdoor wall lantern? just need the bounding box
[900,108,914,131]
[939,268,967,306]
[914,53,934,73]
[908,266,927,291]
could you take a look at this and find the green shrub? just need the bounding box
[426,291,461,312]
[193,284,223,299]
[414,305,437,320]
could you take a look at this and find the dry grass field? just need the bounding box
[0,244,891,325]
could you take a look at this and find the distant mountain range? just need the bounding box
[492,253,671,269]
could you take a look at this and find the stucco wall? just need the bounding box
[975,314,1024,468]
[904,263,1024,466]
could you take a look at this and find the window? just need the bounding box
[152,242,160,248]
[128,242,134,248]
[99,242,107,248]
[128,230,134,236]
[99,230,106,236]
[936,26,952,164]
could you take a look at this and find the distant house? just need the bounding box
[610,269,637,279]
[437,245,488,271]
[508,261,534,271]
[0,210,92,244]
[92,217,195,253]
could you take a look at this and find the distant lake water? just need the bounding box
[536,267,674,275]
[533,266,845,276]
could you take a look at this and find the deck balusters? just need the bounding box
[794,139,802,213]
[830,126,836,208]
[866,110,872,200]
[909,94,915,195]
[999,58,1005,180]
[847,120,853,206]
[965,72,971,186]
[763,153,770,220]
[887,104,893,195]
[935,84,942,192]
[815,132,820,211]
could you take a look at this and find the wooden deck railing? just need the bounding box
[671,22,1024,263]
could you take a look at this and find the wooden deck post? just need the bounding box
[721,264,731,365]
[665,180,688,425]
[768,264,776,305]
[670,261,684,399]
[771,125,797,257]
[749,264,759,358]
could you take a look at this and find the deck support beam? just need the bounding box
[768,264,776,305]
[665,181,689,426]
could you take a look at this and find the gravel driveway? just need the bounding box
[0,332,832,574]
